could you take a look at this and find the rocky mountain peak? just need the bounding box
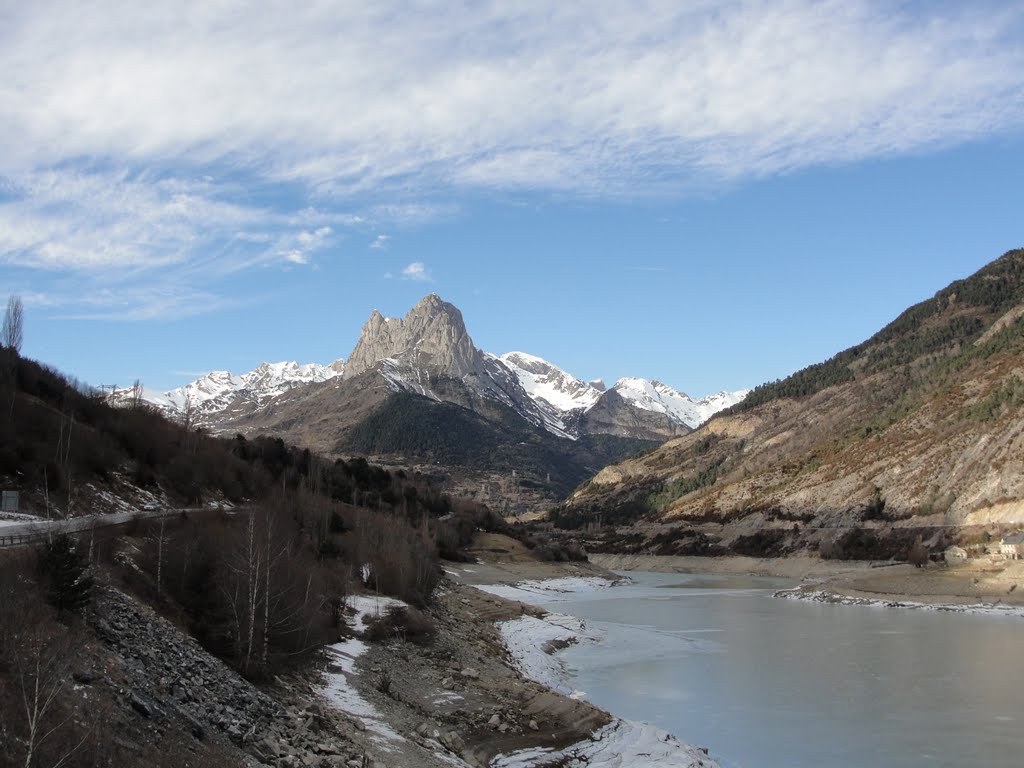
[344,294,482,380]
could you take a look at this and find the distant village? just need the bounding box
[945,533,1024,562]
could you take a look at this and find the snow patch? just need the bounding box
[320,594,475,765]
[499,351,748,431]
[499,351,603,413]
[474,575,620,603]
[612,378,750,430]
[496,613,596,697]
[775,587,1024,617]
[319,639,405,749]
[112,358,345,422]
[345,594,408,634]
[491,719,719,768]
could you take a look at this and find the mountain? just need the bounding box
[137,296,746,443]
[122,295,743,513]
[342,295,567,436]
[499,352,603,412]
[499,351,749,439]
[555,248,1024,560]
[113,359,345,426]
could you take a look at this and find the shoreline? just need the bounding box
[445,534,720,767]
[448,573,720,767]
[590,552,1024,609]
[774,585,1024,617]
[307,541,1024,766]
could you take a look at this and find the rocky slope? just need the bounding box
[42,542,700,768]
[556,248,1024,557]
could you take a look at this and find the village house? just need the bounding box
[997,533,1024,559]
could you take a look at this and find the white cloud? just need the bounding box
[370,234,390,249]
[0,166,342,316]
[1,2,1020,191]
[2,1,1023,317]
[400,262,432,282]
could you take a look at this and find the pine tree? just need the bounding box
[36,534,94,616]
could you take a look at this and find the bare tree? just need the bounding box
[2,294,23,353]
[3,294,22,416]
[0,574,89,768]
[147,517,169,596]
[54,409,75,518]
[130,378,144,410]
[16,623,69,768]
[221,510,263,675]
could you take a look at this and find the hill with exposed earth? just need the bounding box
[555,248,1024,561]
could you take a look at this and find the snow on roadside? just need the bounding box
[491,719,718,768]
[775,587,1024,617]
[475,575,621,603]
[0,512,44,528]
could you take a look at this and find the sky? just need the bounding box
[2,0,1023,397]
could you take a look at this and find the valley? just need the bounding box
[3,247,1024,768]
[113,294,746,514]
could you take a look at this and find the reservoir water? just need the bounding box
[532,571,1023,768]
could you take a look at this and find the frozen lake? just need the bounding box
[532,571,1024,768]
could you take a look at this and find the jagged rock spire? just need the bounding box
[344,294,482,380]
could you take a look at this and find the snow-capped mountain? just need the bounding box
[610,378,750,430]
[123,294,746,442]
[115,359,344,426]
[499,352,603,413]
[499,353,748,434]
[345,295,569,437]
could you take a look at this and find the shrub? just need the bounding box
[375,669,394,696]
[365,605,437,646]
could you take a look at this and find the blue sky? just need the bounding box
[2,1,1023,396]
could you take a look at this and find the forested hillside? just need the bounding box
[0,349,526,766]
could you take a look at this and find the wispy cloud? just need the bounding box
[3,2,1020,190]
[53,284,243,321]
[2,1,1023,317]
[400,262,432,282]
[370,234,390,250]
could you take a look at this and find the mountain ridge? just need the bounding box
[125,294,747,442]
[114,294,746,513]
[555,248,1024,559]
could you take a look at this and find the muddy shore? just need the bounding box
[304,532,726,767]
[590,552,1024,608]
[304,540,1024,766]
[297,533,641,768]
